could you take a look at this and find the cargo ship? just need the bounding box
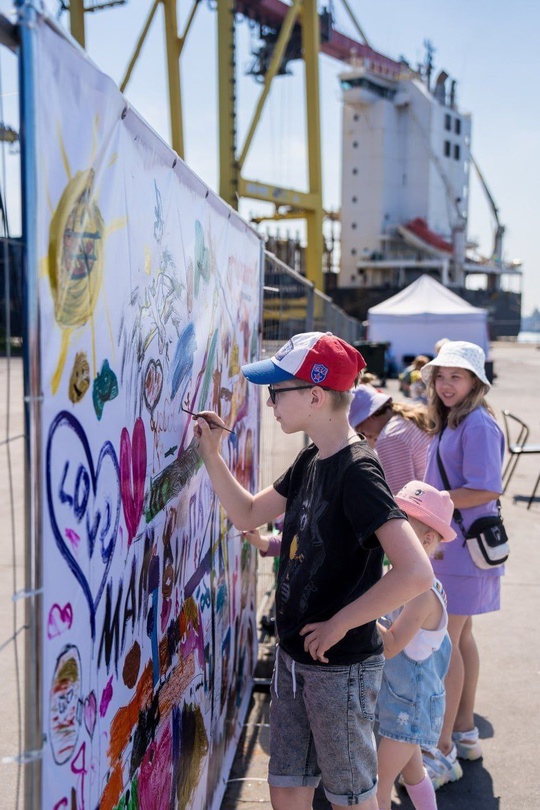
[327,45,522,339]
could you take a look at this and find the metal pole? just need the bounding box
[217,0,237,208]
[162,0,184,157]
[301,0,324,291]
[16,1,42,807]
[120,0,160,93]
[69,0,86,48]
[237,0,301,170]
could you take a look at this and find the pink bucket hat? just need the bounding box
[241,332,366,392]
[395,481,456,542]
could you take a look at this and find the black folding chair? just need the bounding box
[501,410,540,509]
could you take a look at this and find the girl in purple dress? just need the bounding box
[419,341,505,789]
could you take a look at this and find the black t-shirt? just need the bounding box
[273,440,407,666]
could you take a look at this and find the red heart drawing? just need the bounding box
[120,417,147,544]
[47,602,74,639]
[143,358,164,415]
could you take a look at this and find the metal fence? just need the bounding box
[263,251,364,344]
[0,19,27,810]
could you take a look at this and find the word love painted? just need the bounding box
[46,411,121,638]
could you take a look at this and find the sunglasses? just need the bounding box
[267,384,319,404]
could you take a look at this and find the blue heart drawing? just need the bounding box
[46,411,121,639]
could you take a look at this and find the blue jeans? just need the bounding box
[269,646,384,806]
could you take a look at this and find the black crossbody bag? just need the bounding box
[436,431,509,569]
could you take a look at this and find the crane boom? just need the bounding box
[235,0,402,74]
[469,153,505,261]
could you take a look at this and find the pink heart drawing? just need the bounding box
[47,603,74,639]
[120,418,147,545]
[83,691,97,739]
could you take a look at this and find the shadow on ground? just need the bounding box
[313,714,500,810]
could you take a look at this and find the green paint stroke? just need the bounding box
[145,440,202,522]
[93,358,119,420]
[113,776,138,810]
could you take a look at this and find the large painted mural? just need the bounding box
[35,17,262,810]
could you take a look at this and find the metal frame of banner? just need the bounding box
[16,1,43,807]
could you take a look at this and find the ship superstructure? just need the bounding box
[334,52,522,336]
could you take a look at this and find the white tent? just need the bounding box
[367,275,490,362]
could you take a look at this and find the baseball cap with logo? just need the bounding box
[394,481,456,543]
[241,332,366,392]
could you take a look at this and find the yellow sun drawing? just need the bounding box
[43,119,125,394]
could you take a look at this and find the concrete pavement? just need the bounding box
[220,341,540,810]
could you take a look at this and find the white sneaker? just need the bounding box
[422,744,463,790]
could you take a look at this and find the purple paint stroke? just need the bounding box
[179,605,205,670]
[99,676,113,718]
[183,548,212,598]
[64,527,81,549]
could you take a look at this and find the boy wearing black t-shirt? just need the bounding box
[193,332,432,810]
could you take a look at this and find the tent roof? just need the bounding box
[368,275,486,316]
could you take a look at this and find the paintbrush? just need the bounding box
[181,405,236,434]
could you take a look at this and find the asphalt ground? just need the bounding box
[220,341,540,810]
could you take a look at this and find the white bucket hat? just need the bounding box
[420,341,490,387]
[349,384,392,428]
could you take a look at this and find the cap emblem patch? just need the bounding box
[311,363,329,384]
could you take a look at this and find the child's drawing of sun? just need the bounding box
[43,121,125,394]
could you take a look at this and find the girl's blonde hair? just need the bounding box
[425,370,494,433]
[371,400,432,432]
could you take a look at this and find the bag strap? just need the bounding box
[435,429,467,538]
[435,429,503,541]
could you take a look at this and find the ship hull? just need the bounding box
[328,284,521,340]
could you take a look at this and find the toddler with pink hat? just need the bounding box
[376,481,456,810]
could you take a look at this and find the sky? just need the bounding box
[1,0,539,316]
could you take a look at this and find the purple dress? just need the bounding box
[424,407,505,615]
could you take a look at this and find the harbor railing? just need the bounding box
[263,251,364,344]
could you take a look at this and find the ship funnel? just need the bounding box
[434,70,449,104]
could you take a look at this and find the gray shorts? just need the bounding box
[269,646,384,807]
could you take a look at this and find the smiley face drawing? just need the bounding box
[68,351,90,403]
[49,644,82,765]
[48,168,105,394]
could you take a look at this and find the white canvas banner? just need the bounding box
[35,16,262,810]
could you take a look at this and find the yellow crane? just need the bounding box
[63,0,398,292]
